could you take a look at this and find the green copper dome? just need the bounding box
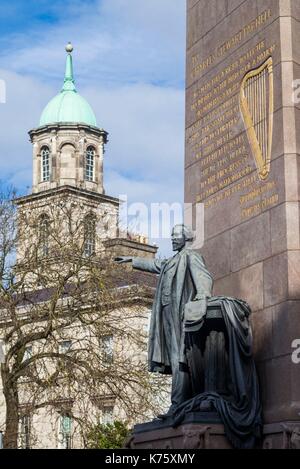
[39,43,97,127]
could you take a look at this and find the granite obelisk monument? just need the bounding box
[185,0,300,448]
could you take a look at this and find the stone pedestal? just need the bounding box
[128,413,233,450]
[263,422,300,449]
[129,418,300,449]
[185,0,300,438]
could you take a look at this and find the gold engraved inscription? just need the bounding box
[191,9,272,80]
[186,10,279,221]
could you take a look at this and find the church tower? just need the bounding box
[31,43,107,195]
[15,43,157,262]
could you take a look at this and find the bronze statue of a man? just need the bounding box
[115,224,213,416]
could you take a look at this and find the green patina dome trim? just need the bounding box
[39,43,97,127]
[62,52,76,92]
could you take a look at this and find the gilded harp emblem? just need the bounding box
[240,57,274,181]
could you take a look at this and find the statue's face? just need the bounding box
[171,226,186,252]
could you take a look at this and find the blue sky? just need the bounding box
[0,0,186,255]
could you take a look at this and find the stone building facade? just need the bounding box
[0,44,161,449]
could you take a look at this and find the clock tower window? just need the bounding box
[41,146,51,182]
[85,146,95,182]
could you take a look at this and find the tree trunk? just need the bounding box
[2,377,19,449]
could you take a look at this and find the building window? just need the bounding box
[39,214,50,257]
[102,335,114,364]
[85,146,95,182]
[84,214,96,257]
[59,340,72,354]
[102,406,114,425]
[20,415,30,449]
[58,414,72,449]
[41,146,51,182]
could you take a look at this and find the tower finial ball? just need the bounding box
[65,42,74,53]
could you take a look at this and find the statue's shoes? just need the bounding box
[157,413,170,420]
[157,412,174,420]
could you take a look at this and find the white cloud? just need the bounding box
[0,69,54,180]
[0,1,186,255]
[0,0,186,87]
[83,83,185,179]
[106,169,184,257]
[105,169,183,206]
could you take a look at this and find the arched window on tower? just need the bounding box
[85,146,95,182]
[41,146,51,182]
[84,214,96,257]
[39,214,50,257]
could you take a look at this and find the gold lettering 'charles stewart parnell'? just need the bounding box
[191,9,272,79]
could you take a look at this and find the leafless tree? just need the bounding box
[0,184,169,449]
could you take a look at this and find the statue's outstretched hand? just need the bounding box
[114,256,133,264]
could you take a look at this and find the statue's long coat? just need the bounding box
[133,248,213,374]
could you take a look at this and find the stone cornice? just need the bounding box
[15,185,120,207]
[29,123,108,143]
[104,238,158,254]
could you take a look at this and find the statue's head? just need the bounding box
[171,224,194,252]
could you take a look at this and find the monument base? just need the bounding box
[127,414,300,449]
[262,422,300,449]
[127,412,233,450]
